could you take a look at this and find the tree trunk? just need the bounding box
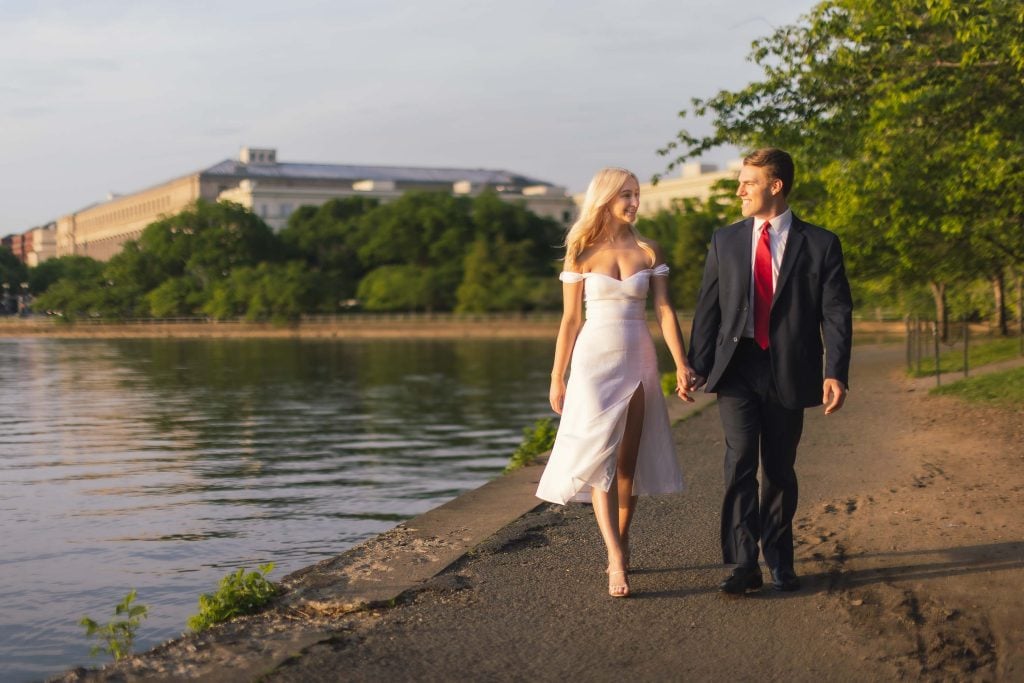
[991,270,1008,336]
[929,280,948,342]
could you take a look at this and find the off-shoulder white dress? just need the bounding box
[536,264,685,504]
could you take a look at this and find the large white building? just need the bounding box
[52,147,576,261]
[572,161,741,217]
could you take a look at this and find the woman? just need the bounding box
[536,167,695,598]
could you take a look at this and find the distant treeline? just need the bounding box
[0,186,748,321]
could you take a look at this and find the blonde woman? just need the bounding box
[536,167,695,598]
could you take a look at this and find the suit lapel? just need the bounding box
[773,215,805,304]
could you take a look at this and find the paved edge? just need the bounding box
[279,391,716,612]
[52,393,715,682]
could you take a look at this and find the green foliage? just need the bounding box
[660,371,676,397]
[356,265,436,312]
[146,276,202,317]
[505,418,558,473]
[203,261,316,322]
[0,246,28,289]
[659,0,1024,332]
[187,563,279,633]
[27,255,101,294]
[931,366,1024,406]
[79,589,149,662]
[27,190,566,318]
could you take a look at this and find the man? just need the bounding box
[687,148,852,593]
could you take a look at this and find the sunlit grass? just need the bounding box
[908,336,1021,377]
[930,366,1024,407]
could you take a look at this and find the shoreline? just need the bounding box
[1,317,905,340]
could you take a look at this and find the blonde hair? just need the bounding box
[564,167,655,269]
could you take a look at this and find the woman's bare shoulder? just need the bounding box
[635,234,665,265]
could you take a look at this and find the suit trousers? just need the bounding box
[716,338,804,570]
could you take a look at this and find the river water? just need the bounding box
[0,337,557,681]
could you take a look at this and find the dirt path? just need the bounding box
[58,344,1023,681]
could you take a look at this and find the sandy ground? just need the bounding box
[54,343,1024,682]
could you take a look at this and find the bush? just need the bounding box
[187,563,279,633]
[505,418,557,473]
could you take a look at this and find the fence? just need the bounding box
[905,313,1024,387]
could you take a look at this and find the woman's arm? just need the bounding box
[549,275,585,414]
[649,244,695,403]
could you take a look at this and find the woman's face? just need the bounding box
[607,177,640,225]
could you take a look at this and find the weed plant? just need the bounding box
[187,563,279,633]
[80,590,148,661]
[505,418,557,473]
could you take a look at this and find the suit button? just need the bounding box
[732,336,739,342]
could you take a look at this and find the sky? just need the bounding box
[1,0,817,233]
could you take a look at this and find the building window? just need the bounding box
[280,204,293,218]
[259,204,268,218]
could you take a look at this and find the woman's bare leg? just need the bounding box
[591,483,627,596]
[592,384,645,596]
[617,384,645,566]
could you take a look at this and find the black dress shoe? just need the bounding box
[770,566,801,592]
[718,565,763,594]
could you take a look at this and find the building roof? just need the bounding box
[200,159,556,188]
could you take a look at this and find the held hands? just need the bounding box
[549,376,566,415]
[674,368,699,403]
[823,378,847,415]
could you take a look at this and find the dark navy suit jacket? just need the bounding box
[688,215,853,409]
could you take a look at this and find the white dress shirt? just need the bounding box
[743,209,792,338]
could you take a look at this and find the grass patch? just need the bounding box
[930,366,1024,407]
[505,418,557,473]
[909,336,1021,377]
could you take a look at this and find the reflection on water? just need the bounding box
[0,337,554,681]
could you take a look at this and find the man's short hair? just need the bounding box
[743,148,794,197]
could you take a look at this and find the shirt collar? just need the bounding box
[754,208,792,234]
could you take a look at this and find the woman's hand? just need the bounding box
[549,376,566,414]
[674,368,696,403]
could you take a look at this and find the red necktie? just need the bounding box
[754,222,773,350]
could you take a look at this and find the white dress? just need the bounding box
[536,264,685,504]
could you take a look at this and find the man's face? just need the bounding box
[736,164,782,219]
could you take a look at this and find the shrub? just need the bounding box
[80,590,149,661]
[505,418,557,473]
[187,563,279,633]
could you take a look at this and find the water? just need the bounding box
[0,337,556,681]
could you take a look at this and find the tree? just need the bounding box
[30,257,106,318]
[659,0,1024,337]
[0,247,28,309]
[203,261,317,322]
[139,200,280,288]
[279,197,377,309]
[356,265,438,312]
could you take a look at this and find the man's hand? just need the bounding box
[689,373,707,391]
[822,378,847,415]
